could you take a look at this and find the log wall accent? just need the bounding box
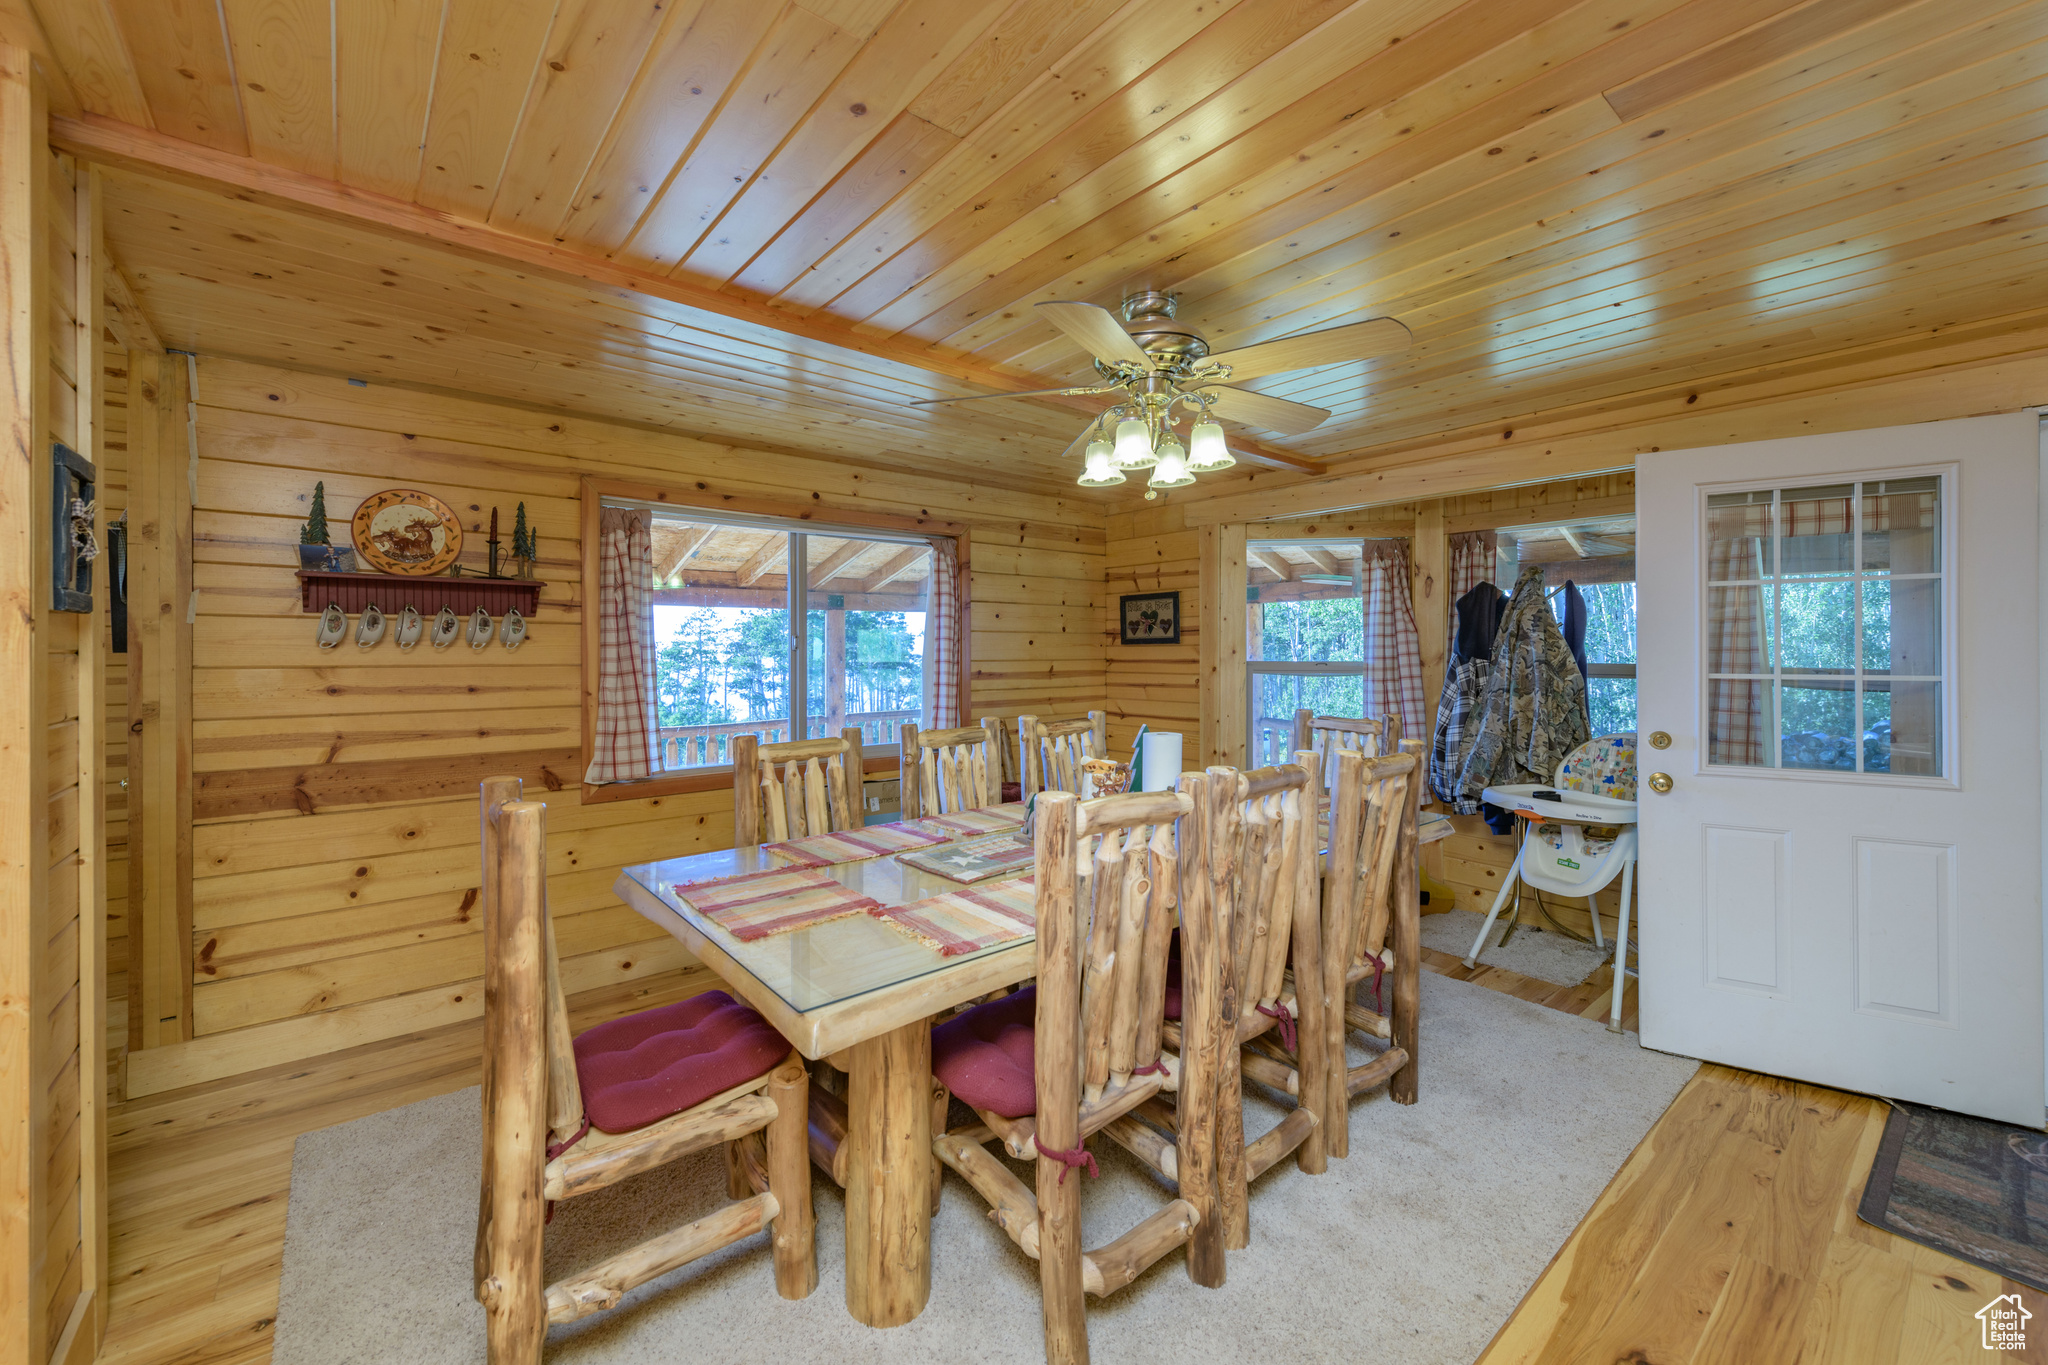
[119,357,1107,1096]
[1,48,110,1363]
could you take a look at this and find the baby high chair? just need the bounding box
[1462,733,1638,1033]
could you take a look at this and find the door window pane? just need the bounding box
[1706,586,1772,676]
[1707,679,1771,767]
[1701,477,1944,776]
[1706,492,1773,580]
[808,536,930,749]
[1779,483,1857,576]
[1777,580,1854,673]
[1780,681,1856,771]
[1861,476,1941,573]
[1862,577,1940,678]
[1869,680,1940,777]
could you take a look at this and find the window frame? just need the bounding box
[1241,535,1389,764]
[1692,462,1958,789]
[578,476,970,805]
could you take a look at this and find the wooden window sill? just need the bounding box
[582,753,900,806]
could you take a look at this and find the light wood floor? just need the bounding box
[98,951,2033,1365]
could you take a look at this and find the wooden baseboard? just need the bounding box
[123,937,695,1097]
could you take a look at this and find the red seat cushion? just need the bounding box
[1001,781,1023,803]
[931,987,1037,1119]
[573,990,791,1135]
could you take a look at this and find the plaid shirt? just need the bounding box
[1431,655,1491,813]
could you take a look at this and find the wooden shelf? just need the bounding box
[296,569,543,616]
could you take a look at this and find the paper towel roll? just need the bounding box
[1141,732,1184,793]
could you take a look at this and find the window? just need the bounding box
[1704,476,1944,776]
[1245,540,1367,765]
[640,508,933,770]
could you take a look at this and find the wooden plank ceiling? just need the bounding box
[20,0,2048,496]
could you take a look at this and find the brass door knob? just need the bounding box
[1647,772,1674,794]
[1648,730,1672,749]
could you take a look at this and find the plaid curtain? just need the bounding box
[584,506,658,783]
[1361,542,1425,738]
[925,537,961,729]
[1447,532,1491,627]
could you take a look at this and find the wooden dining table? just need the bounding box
[612,811,1041,1329]
[612,802,1455,1330]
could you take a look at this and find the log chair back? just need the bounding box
[731,730,866,845]
[476,777,815,1363]
[897,717,1004,819]
[1199,758,1323,1250]
[1017,710,1109,797]
[1319,739,1426,1162]
[1291,709,1400,798]
[933,781,1225,1365]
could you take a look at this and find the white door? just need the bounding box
[1636,413,2044,1127]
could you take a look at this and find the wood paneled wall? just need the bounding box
[1,46,109,1365]
[119,359,1106,1097]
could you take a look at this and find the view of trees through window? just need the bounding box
[654,606,925,733]
[1552,581,1638,736]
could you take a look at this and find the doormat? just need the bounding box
[1859,1100,2048,1292]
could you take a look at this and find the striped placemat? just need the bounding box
[895,830,1037,884]
[871,878,1037,957]
[903,803,1028,839]
[762,822,950,869]
[674,867,881,942]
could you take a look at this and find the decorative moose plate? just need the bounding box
[350,489,463,576]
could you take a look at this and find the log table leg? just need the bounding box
[844,1019,933,1327]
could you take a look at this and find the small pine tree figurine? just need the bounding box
[511,502,534,576]
[301,481,329,546]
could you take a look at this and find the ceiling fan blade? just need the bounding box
[1190,385,1331,436]
[1035,301,1154,371]
[1199,317,1412,383]
[910,383,1121,408]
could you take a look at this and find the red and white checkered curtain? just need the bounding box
[584,506,658,783]
[1722,491,1936,539]
[924,537,962,729]
[1447,531,1491,631]
[1707,527,1768,766]
[1361,542,1426,739]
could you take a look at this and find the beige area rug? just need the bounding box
[272,974,1696,1365]
[1422,906,1619,986]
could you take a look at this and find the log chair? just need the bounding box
[1017,710,1109,798]
[1319,740,1426,1161]
[931,784,1223,1365]
[1292,709,1400,802]
[731,728,867,846]
[474,777,816,1363]
[1138,758,1326,1254]
[898,717,1005,820]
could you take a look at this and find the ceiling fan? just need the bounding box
[913,290,1412,493]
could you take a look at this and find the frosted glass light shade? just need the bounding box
[1188,420,1234,470]
[1077,444,1125,486]
[1113,417,1157,468]
[1149,448,1195,488]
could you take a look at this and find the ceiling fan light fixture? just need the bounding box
[1077,444,1126,486]
[1187,419,1233,470]
[1149,448,1195,488]
[1113,416,1157,468]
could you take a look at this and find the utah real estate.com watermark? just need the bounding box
[1978,1294,2031,1352]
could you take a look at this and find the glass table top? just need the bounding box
[618,834,1038,1018]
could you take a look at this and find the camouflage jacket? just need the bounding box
[1453,566,1591,806]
